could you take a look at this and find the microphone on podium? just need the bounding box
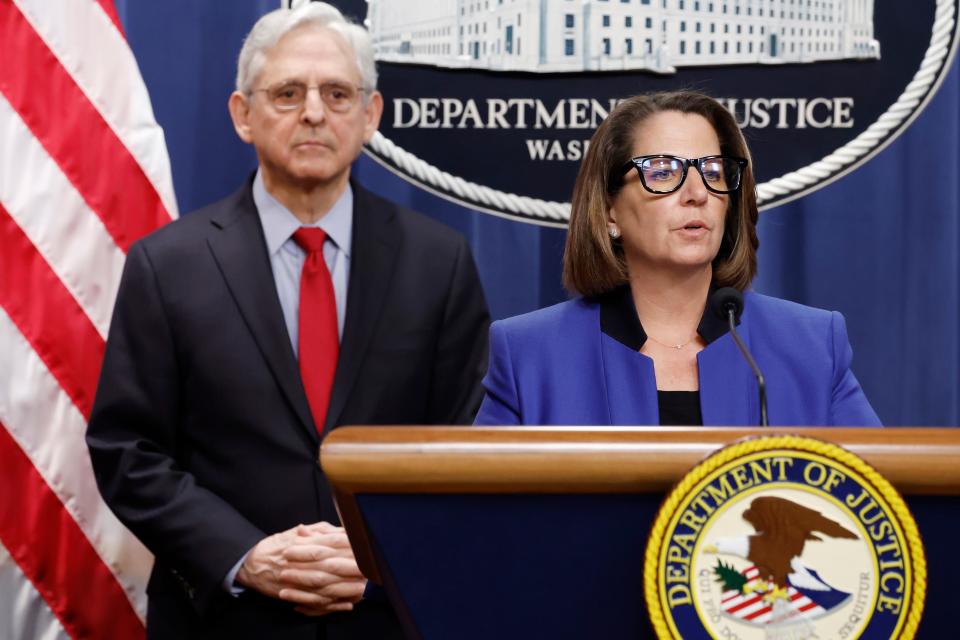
[710,288,768,426]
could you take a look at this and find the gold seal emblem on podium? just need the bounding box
[645,435,925,639]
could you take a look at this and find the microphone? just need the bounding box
[710,288,768,426]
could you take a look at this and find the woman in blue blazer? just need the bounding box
[475,91,880,427]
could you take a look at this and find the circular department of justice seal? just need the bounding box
[293,0,960,226]
[644,436,926,640]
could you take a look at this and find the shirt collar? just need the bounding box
[253,169,353,257]
[598,284,734,351]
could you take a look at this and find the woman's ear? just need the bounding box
[606,207,620,240]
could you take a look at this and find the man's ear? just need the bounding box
[361,91,384,143]
[228,91,254,144]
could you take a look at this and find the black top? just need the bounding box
[657,390,704,426]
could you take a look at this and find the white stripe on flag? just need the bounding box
[734,597,769,618]
[0,542,70,640]
[0,92,126,338]
[13,0,179,219]
[0,309,151,620]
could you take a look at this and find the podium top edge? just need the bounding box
[320,426,960,495]
[324,425,960,445]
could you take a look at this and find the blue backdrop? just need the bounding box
[117,1,960,426]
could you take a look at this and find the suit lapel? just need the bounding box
[600,334,660,425]
[323,184,400,432]
[206,184,318,442]
[698,326,757,426]
[596,288,659,425]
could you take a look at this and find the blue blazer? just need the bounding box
[475,287,880,426]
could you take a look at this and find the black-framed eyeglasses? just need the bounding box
[621,155,748,194]
[253,80,368,113]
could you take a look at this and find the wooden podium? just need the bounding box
[320,427,960,639]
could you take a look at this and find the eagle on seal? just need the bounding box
[706,495,858,589]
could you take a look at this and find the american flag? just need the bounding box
[720,565,847,625]
[0,1,177,637]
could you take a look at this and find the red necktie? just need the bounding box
[292,228,339,433]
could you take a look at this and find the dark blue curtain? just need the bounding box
[119,1,960,426]
[754,59,960,426]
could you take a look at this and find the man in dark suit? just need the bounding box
[86,4,489,638]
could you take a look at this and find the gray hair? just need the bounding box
[236,2,377,96]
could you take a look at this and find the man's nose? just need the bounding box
[301,87,326,124]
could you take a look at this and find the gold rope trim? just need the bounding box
[643,435,927,639]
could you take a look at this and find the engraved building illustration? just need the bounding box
[365,0,880,73]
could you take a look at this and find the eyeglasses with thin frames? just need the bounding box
[252,80,368,113]
[621,155,748,195]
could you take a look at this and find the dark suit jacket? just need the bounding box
[87,179,490,639]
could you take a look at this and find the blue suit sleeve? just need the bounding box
[473,321,521,425]
[829,311,882,426]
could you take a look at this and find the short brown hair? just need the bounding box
[562,91,759,297]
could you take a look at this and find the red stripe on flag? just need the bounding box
[0,421,144,639]
[726,592,763,613]
[743,604,773,621]
[0,2,171,253]
[94,0,125,37]
[0,205,104,419]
